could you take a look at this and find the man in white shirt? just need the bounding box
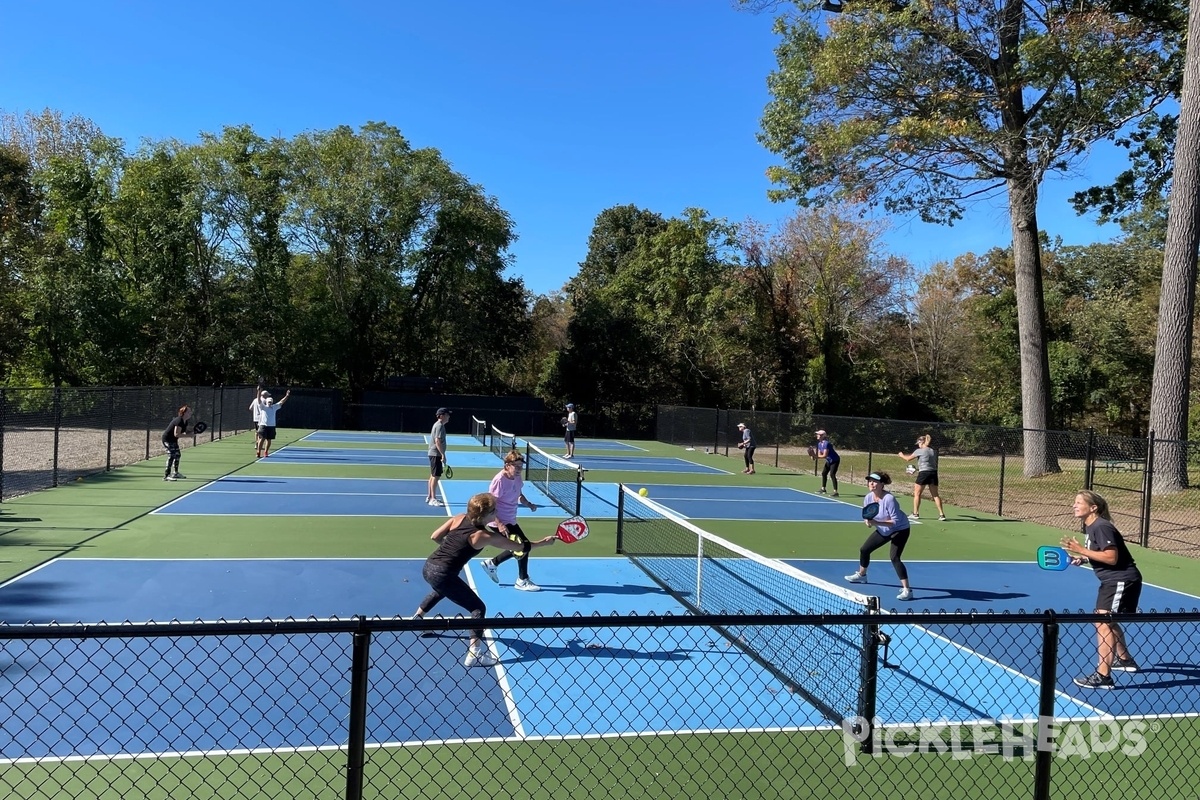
[249,387,268,454]
[250,388,291,457]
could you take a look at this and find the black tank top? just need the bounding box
[425,515,486,574]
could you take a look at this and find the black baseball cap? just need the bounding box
[436,408,451,416]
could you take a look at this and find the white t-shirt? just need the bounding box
[259,402,281,427]
[249,398,264,424]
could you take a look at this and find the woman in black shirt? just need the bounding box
[1061,490,1143,689]
[161,405,193,481]
[413,492,556,667]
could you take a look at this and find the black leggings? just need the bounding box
[491,523,532,580]
[418,568,485,639]
[859,529,911,581]
[822,461,840,491]
[162,440,181,476]
[743,446,756,469]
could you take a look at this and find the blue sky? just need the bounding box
[3,0,1126,296]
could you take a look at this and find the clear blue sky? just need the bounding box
[3,0,1125,296]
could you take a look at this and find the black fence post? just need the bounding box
[713,409,720,456]
[106,388,115,472]
[1142,430,1155,548]
[1033,611,1059,800]
[0,387,5,501]
[998,447,1006,518]
[1084,427,1096,490]
[345,619,372,800]
[52,387,62,488]
[145,387,153,461]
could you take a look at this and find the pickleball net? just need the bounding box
[525,440,584,516]
[471,415,488,447]
[615,484,880,726]
[491,424,519,461]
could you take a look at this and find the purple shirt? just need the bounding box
[865,492,909,537]
[489,471,525,525]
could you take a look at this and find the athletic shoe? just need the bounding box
[463,647,497,668]
[1111,656,1140,673]
[938,515,947,521]
[818,488,828,494]
[427,498,443,507]
[897,588,913,601]
[910,514,920,520]
[165,475,178,482]
[514,578,541,592]
[480,559,499,584]
[172,474,185,479]
[1072,671,1114,690]
[163,475,171,481]
[831,492,839,497]
[845,573,867,584]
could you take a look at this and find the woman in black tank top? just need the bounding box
[413,492,558,667]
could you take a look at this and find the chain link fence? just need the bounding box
[0,386,258,500]
[0,613,1197,799]
[657,406,1200,558]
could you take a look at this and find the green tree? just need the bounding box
[746,0,1178,475]
[0,145,39,380]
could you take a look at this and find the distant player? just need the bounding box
[563,403,578,459]
[250,388,291,458]
[736,422,756,474]
[161,405,193,481]
[249,387,268,455]
[898,434,946,521]
[427,408,450,506]
[815,429,840,497]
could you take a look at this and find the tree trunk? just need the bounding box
[1008,173,1060,476]
[1149,0,1200,494]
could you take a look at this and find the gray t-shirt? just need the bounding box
[429,419,447,457]
[913,446,938,472]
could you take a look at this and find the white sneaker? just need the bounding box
[514,578,541,592]
[938,515,947,521]
[463,647,497,668]
[897,588,914,601]
[165,475,178,482]
[910,514,920,520]
[427,498,443,507]
[845,573,867,584]
[480,559,499,584]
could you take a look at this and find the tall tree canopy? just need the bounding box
[746,0,1179,474]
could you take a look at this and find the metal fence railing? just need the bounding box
[0,386,257,501]
[0,611,1197,800]
[657,406,1200,558]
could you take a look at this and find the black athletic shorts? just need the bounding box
[1096,579,1142,614]
[915,470,939,486]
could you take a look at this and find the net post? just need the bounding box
[573,466,583,516]
[857,595,881,754]
[615,483,626,554]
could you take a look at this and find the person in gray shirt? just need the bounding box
[427,408,450,507]
[898,433,947,521]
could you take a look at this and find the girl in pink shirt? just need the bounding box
[478,450,543,591]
